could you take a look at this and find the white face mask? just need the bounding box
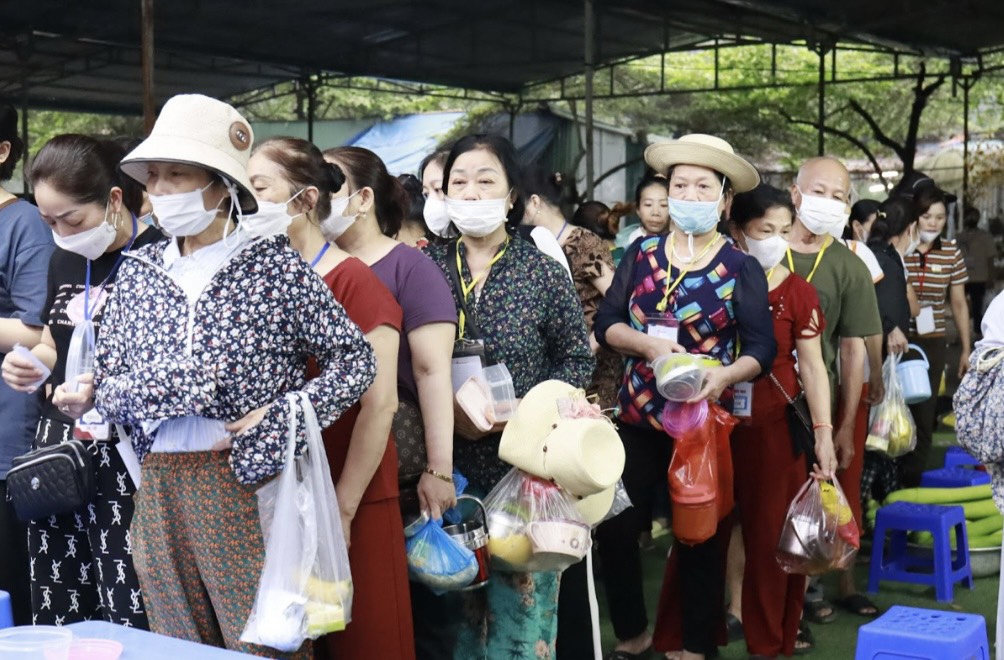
[242,190,303,239]
[423,195,453,238]
[445,196,509,238]
[796,188,850,237]
[743,233,789,271]
[53,206,118,261]
[149,181,220,237]
[919,229,941,244]
[319,191,360,242]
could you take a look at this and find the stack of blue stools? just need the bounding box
[944,446,982,469]
[920,467,991,488]
[868,502,974,602]
[855,605,989,659]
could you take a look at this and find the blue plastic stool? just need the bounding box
[854,605,989,659]
[920,467,991,488]
[944,446,982,469]
[0,590,12,629]
[867,502,974,602]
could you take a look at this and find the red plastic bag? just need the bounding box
[667,402,736,545]
[776,478,859,575]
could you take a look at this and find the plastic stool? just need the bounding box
[854,605,989,659]
[920,467,990,488]
[868,502,974,602]
[944,446,981,469]
[0,590,12,629]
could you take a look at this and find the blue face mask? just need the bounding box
[666,179,726,235]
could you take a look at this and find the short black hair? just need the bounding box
[634,173,668,206]
[0,103,24,182]
[442,134,524,229]
[729,184,794,229]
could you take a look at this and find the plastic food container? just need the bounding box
[64,320,96,393]
[652,354,707,402]
[67,639,124,660]
[0,625,73,660]
[661,400,709,437]
[481,363,516,422]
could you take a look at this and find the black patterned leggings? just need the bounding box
[27,421,148,629]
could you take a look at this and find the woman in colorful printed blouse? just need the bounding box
[902,183,970,487]
[593,134,776,660]
[93,95,375,658]
[426,134,595,659]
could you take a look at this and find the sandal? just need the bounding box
[803,599,837,624]
[726,613,744,643]
[836,593,880,618]
[794,620,815,655]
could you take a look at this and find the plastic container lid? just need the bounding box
[661,400,708,437]
[0,625,73,659]
[652,354,706,402]
[481,363,516,422]
[67,639,124,660]
[64,320,96,394]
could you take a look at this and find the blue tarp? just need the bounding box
[347,111,465,176]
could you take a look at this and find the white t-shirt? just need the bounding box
[842,239,884,283]
[976,292,1004,350]
[529,226,573,282]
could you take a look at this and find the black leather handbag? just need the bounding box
[768,373,818,467]
[6,440,96,522]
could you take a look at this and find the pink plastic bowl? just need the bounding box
[661,399,708,437]
[67,639,123,660]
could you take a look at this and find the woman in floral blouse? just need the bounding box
[426,134,594,659]
[93,95,375,658]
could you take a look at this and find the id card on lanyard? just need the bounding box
[915,252,937,335]
[74,408,110,441]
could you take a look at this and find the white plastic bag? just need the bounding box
[865,354,917,458]
[240,392,353,652]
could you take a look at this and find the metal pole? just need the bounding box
[962,76,971,210]
[817,47,826,156]
[306,78,316,143]
[141,0,155,134]
[20,87,28,194]
[584,0,596,199]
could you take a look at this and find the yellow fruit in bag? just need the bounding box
[305,601,346,636]
[819,483,852,525]
[487,534,533,566]
[305,576,352,604]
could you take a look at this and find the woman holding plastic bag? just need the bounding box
[593,135,776,660]
[93,95,376,658]
[724,184,838,657]
[247,137,414,659]
[425,134,594,659]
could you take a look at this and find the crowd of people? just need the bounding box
[0,93,987,660]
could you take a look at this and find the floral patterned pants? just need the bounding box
[131,451,310,659]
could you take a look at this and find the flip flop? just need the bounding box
[837,593,881,617]
[794,620,815,655]
[803,598,837,624]
[726,613,744,643]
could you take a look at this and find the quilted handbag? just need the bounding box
[393,397,427,483]
[954,346,1004,465]
[5,440,96,522]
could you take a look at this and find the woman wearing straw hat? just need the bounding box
[92,94,376,658]
[593,134,776,660]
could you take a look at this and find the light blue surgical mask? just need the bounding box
[666,178,726,236]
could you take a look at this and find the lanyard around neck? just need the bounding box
[786,236,832,284]
[656,232,721,313]
[456,237,509,339]
[309,242,330,269]
[84,214,139,321]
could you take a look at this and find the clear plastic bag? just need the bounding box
[776,478,859,576]
[241,392,353,652]
[406,518,479,593]
[485,468,590,572]
[599,480,633,524]
[866,355,917,458]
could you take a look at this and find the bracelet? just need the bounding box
[812,422,833,431]
[424,467,454,484]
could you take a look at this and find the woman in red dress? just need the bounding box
[247,137,415,660]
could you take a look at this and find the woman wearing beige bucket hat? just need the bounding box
[93,94,377,658]
[592,134,776,660]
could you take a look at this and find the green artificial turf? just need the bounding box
[595,431,999,659]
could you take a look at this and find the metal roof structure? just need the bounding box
[3,0,1004,115]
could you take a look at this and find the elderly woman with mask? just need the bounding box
[93,95,375,658]
[593,135,775,660]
